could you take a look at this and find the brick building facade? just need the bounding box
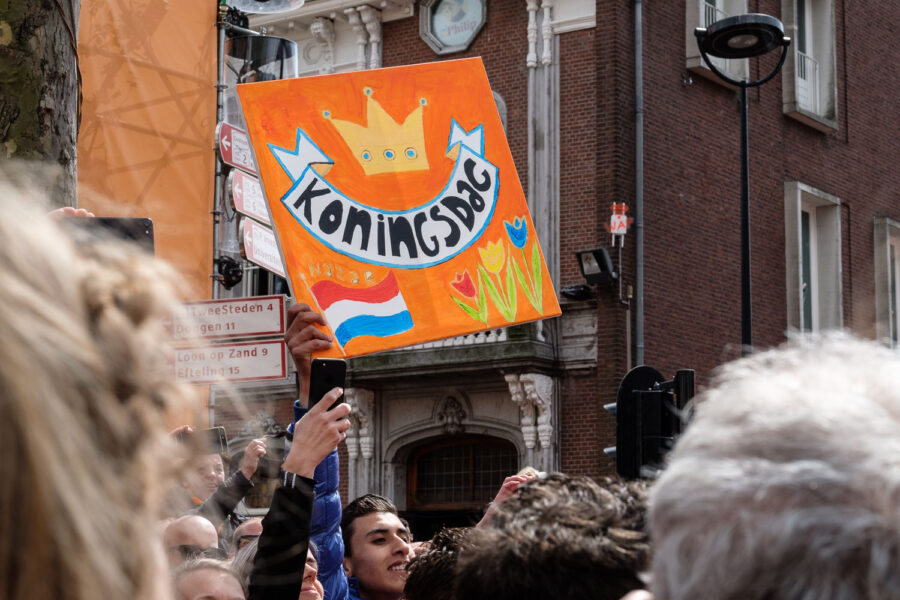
[215,0,899,536]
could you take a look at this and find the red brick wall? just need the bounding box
[222,0,899,485]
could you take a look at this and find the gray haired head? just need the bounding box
[648,333,900,600]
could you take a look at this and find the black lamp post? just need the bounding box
[695,14,790,355]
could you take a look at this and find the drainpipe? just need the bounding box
[634,0,645,366]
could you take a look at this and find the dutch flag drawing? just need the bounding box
[311,272,415,347]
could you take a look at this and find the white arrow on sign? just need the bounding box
[240,218,285,277]
[228,170,271,225]
[222,135,231,152]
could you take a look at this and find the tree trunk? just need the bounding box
[0,0,80,207]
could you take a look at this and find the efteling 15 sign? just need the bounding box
[237,58,561,357]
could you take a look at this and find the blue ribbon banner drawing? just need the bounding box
[270,121,498,270]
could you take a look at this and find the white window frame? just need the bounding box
[685,0,749,86]
[874,218,900,347]
[781,0,838,131]
[784,181,842,333]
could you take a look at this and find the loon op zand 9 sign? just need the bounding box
[237,58,560,358]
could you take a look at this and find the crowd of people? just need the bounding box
[5,180,900,600]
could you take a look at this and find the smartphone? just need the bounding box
[64,217,155,254]
[177,426,228,455]
[307,358,347,411]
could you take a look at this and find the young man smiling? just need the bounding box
[285,304,414,600]
[341,495,413,600]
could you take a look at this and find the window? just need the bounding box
[874,218,900,347]
[781,0,838,131]
[407,436,518,510]
[685,0,749,85]
[785,182,842,333]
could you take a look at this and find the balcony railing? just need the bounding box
[406,328,507,350]
[796,50,819,114]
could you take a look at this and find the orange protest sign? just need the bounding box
[237,58,560,357]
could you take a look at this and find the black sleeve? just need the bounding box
[192,470,253,527]
[248,476,316,600]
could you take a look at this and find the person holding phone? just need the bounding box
[284,303,414,600]
[249,386,350,600]
[169,426,269,552]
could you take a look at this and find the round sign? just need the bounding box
[431,0,484,48]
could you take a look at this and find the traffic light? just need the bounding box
[604,366,694,479]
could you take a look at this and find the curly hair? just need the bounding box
[454,474,650,600]
[405,528,472,600]
[0,176,193,600]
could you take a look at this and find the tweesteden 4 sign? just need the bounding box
[237,58,560,357]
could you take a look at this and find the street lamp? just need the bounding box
[695,14,790,355]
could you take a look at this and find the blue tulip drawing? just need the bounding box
[504,215,543,313]
[504,217,528,249]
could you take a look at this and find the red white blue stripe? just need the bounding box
[311,272,414,346]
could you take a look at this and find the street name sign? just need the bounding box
[173,295,286,340]
[175,340,287,384]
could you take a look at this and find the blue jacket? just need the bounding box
[289,400,351,600]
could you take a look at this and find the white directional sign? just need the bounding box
[241,218,286,278]
[228,170,271,225]
[174,295,285,340]
[175,340,287,384]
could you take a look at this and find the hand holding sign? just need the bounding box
[285,303,333,406]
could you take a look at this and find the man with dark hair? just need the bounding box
[404,528,471,600]
[340,493,412,600]
[454,474,650,600]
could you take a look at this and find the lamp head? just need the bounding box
[576,248,617,286]
[695,13,786,59]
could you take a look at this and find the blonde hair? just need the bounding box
[0,177,193,600]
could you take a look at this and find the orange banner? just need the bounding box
[238,58,560,357]
[78,2,216,300]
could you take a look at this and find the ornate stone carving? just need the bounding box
[521,373,553,449]
[506,373,555,469]
[540,0,553,65]
[436,395,467,435]
[506,373,537,451]
[345,387,375,496]
[526,0,539,68]
[359,6,382,69]
[309,17,336,74]
[345,7,369,71]
[346,387,375,459]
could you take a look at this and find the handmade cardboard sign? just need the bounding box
[237,58,560,357]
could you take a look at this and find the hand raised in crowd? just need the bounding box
[48,206,96,219]
[477,473,537,527]
[283,387,351,478]
[285,303,333,406]
[240,437,268,480]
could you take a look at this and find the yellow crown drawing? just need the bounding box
[325,87,429,176]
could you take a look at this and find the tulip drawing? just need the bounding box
[478,239,506,274]
[451,270,477,299]
[476,238,517,322]
[505,215,542,313]
[504,217,528,249]
[450,270,487,323]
